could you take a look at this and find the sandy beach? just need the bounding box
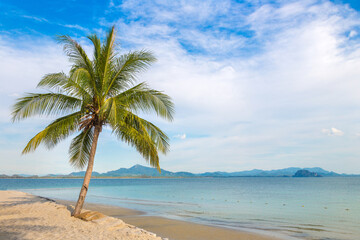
[0,191,163,240]
[0,190,280,240]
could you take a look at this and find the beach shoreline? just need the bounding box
[56,199,284,240]
[0,190,280,240]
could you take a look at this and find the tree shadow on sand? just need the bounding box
[0,195,55,207]
[0,194,70,239]
[0,217,60,240]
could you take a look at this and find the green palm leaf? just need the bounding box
[105,50,157,97]
[114,82,174,121]
[57,35,97,96]
[37,72,92,100]
[12,93,82,121]
[22,111,81,154]
[69,128,94,169]
[111,119,161,171]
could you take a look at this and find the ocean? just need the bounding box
[1,177,359,240]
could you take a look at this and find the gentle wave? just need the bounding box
[89,194,200,207]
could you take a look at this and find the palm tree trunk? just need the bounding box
[72,125,102,217]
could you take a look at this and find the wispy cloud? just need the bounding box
[21,15,48,22]
[322,128,344,136]
[20,14,88,33]
[348,30,357,38]
[61,24,88,32]
[8,93,20,97]
[174,134,187,140]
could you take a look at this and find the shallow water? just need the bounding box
[1,177,359,239]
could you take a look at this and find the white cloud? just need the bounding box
[174,134,187,140]
[61,24,89,32]
[8,93,20,97]
[349,30,357,38]
[0,37,68,91]
[322,128,344,136]
[20,14,88,32]
[179,29,246,54]
[21,15,49,22]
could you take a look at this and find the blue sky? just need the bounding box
[1,0,360,175]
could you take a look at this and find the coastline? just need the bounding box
[56,199,282,240]
[0,190,280,240]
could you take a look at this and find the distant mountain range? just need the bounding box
[1,165,359,178]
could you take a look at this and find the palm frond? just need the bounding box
[111,118,160,171]
[100,26,116,82]
[87,34,101,61]
[138,117,170,154]
[107,109,169,171]
[69,68,96,99]
[69,128,94,169]
[57,35,93,69]
[57,35,97,95]
[102,100,169,154]
[37,72,69,92]
[12,93,82,121]
[98,97,117,123]
[37,72,92,100]
[105,50,156,97]
[68,127,94,169]
[22,111,81,154]
[114,82,174,121]
[123,112,170,154]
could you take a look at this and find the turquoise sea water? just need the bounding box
[1,177,359,240]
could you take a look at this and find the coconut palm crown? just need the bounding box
[11,26,174,216]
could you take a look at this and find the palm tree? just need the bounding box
[11,26,174,217]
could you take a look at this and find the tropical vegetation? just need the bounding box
[11,26,174,216]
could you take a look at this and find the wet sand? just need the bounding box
[57,199,281,240]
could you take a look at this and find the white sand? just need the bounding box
[0,191,165,240]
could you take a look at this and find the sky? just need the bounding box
[1,0,360,175]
